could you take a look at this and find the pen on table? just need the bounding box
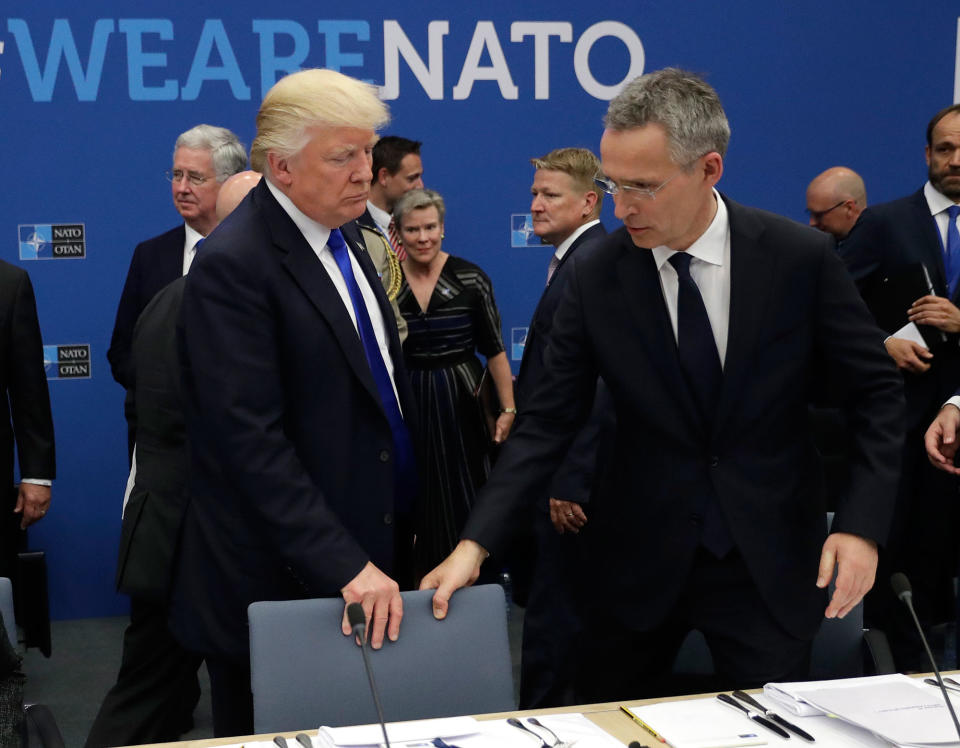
[732,690,815,742]
[620,705,667,743]
[716,693,790,739]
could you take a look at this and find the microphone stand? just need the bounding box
[891,573,960,742]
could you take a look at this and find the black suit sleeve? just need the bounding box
[463,255,600,555]
[547,378,614,504]
[9,271,55,479]
[108,246,147,389]
[814,243,904,544]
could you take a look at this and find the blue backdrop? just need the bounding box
[2,1,957,618]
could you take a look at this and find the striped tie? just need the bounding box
[388,218,406,261]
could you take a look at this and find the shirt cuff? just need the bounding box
[945,396,960,411]
[20,479,52,486]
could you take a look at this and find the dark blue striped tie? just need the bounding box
[328,228,415,511]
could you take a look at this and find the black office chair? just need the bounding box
[20,705,65,748]
[0,580,64,748]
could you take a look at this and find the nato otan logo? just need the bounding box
[511,214,541,248]
[18,224,86,259]
[511,327,528,361]
[43,344,91,379]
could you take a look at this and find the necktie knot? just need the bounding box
[546,254,561,286]
[948,204,960,221]
[668,251,693,277]
[327,227,348,255]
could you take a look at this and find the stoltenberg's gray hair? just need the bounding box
[604,68,731,166]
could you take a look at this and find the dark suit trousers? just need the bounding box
[519,513,583,709]
[84,598,202,748]
[573,548,812,703]
[205,658,254,738]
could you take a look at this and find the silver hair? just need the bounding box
[604,68,730,165]
[393,188,446,228]
[174,124,247,183]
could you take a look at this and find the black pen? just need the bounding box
[716,693,791,739]
[732,690,815,741]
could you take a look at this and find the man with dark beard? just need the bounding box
[840,103,960,671]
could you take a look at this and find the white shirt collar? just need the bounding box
[366,200,392,233]
[266,177,331,250]
[924,180,960,216]
[184,223,204,250]
[651,190,728,270]
[553,219,601,261]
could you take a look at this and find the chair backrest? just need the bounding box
[248,585,515,734]
[0,578,15,649]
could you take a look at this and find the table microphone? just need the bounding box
[346,603,391,748]
[890,572,960,741]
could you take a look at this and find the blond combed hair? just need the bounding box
[530,147,603,215]
[250,68,390,173]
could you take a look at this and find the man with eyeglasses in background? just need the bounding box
[422,68,903,701]
[803,166,868,564]
[107,124,246,461]
[806,166,867,244]
[841,104,960,672]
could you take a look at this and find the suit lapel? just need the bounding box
[343,222,415,416]
[258,186,382,407]
[522,223,607,375]
[713,199,777,435]
[613,233,703,432]
[907,190,953,299]
[165,225,187,280]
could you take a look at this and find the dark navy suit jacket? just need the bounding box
[108,225,185,389]
[0,261,55,493]
[169,181,416,660]
[840,188,960,428]
[516,221,613,505]
[465,197,904,640]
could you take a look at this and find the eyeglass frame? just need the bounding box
[805,200,847,221]
[165,169,216,187]
[593,157,702,201]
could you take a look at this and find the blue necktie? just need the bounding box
[668,251,732,557]
[945,205,960,297]
[328,228,416,512]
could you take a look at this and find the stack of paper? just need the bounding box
[765,673,960,746]
[623,700,768,748]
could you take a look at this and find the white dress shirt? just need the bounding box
[553,219,601,263]
[267,180,401,406]
[924,181,960,249]
[182,223,204,275]
[930,182,960,412]
[366,200,392,237]
[650,191,731,366]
